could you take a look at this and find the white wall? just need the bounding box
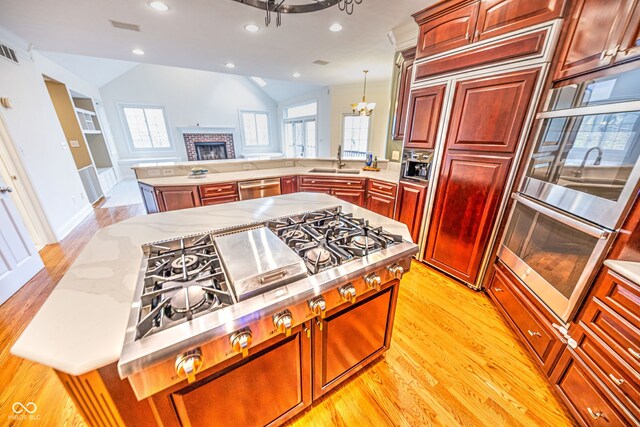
[330,81,391,160]
[0,25,104,243]
[99,64,281,173]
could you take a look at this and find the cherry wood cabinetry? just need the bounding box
[404,84,447,150]
[394,181,427,243]
[487,263,564,374]
[155,186,201,212]
[281,175,299,194]
[298,176,366,207]
[554,0,640,81]
[365,179,397,218]
[312,284,398,399]
[392,48,416,141]
[199,182,239,206]
[413,0,564,60]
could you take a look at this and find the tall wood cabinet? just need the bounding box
[392,49,417,141]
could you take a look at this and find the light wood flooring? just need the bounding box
[0,203,574,426]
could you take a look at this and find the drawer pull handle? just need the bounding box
[527,330,541,337]
[587,408,606,421]
[217,188,222,192]
[629,348,640,359]
[494,287,503,292]
[608,374,625,386]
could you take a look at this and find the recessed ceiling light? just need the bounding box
[251,77,267,87]
[132,48,145,55]
[149,1,169,11]
[226,62,236,69]
[244,24,260,33]
[329,23,343,32]
[293,72,301,78]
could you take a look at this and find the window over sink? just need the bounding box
[342,114,370,159]
[121,105,172,151]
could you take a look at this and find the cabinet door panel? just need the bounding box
[554,0,628,80]
[394,182,427,243]
[332,189,365,207]
[405,84,447,150]
[393,49,416,140]
[366,193,395,218]
[139,183,159,214]
[446,69,538,153]
[425,153,511,284]
[416,2,480,59]
[156,186,201,212]
[476,0,565,41]
[615,0,640,63]
[281,176,298,194]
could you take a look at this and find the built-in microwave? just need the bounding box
[520,67,640,230]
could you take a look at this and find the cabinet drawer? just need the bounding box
[199,182,238,198]
[298,186,331,195]
[201,195,239,206]
[551,348,630,427]
[580,298,640,375]
[488,266,562,373]
[592,269,640,331]
[574,324,640,420]
[299,176,365,189]
[366,180,397,197]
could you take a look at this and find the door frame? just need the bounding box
[0,112,54,247]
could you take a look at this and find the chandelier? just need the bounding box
[233,0,363,27]
[352,70,376,116]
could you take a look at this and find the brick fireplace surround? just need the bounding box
[183,133,236,161]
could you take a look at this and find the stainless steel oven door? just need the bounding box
[497,194,615,322]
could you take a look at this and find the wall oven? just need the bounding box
[497,194,614,321]
[521,68,640,230]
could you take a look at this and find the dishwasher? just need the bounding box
[238,178,282,200]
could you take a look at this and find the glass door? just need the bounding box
[284,119,316,158]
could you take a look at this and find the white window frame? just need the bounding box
[341,113,372,160]
[239,110,274,152]
[283,99,318,158]
[119,103,174,153]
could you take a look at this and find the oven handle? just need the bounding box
[512,194,611,239]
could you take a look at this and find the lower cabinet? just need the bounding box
[312,284,398,398]
[281,175,299,194]
[332,188,366,207]
[395,181,427,243]
[366,192,396,218]
[155,186,201,212]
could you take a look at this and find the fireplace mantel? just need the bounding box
[180,127,237,161]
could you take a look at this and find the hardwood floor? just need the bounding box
[0,203,573,426]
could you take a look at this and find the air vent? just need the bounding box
[313,60,330,66]
[109,20,141,32]
[0,43,18,64]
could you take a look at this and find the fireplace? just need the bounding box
[183,132,236,161]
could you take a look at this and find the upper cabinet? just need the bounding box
[404,84,447,150]
[392,48,416,141]
[414,0,565,60]
[554,0,640,81]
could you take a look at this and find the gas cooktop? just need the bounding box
[133,206,403,339]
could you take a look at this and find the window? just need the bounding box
[122,106,171,150]
[342,114,370,159]
[283,101,317,158]
[241,111,270,146]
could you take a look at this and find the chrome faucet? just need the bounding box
[572,147,603,177]
[337,144,346,170]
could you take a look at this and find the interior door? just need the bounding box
[0,177,44,305]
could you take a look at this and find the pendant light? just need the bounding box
[351,70,376,116]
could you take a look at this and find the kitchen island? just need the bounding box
[11,193,417,427]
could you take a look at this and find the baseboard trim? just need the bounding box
[54,203,93,241]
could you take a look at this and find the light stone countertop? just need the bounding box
[137,166,402,186]
[11,193,412,376]
[603,260,640,284]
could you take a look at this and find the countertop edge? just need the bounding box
[603,259,640,285]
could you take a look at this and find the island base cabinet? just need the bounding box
[151,325,312,427]
[312,283,398,399]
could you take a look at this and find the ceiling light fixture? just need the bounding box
[149,1,169,11]
[231,0,363,28]
[226,62,236,69]
[132,48,145,55]
[351,70,376,116]
[329,23,343,32]
[244,24,260,32]
[293,72,301,78]
[251,77,267,87]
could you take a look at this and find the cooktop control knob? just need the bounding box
[273,310,293,336]
[308,296,327,319]
[365,273,382,291]
[230,329,253,358]
[387,264,405,280]
[175,348,203,384]
[339,284,357,304]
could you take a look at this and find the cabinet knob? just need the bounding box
[273,310,293,337]
[175,348,203,384]
[608,373,625,386]
[527,330,542,338]
[493,287,503,292]
[587,408,606,421]
[230,329,253,358]
[0,186,13,194]
[308,296,327,319]
[339,284,357,304]
[387,264,404,280]
[365,273,382,291]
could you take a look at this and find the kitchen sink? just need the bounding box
[307,168,361,175]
